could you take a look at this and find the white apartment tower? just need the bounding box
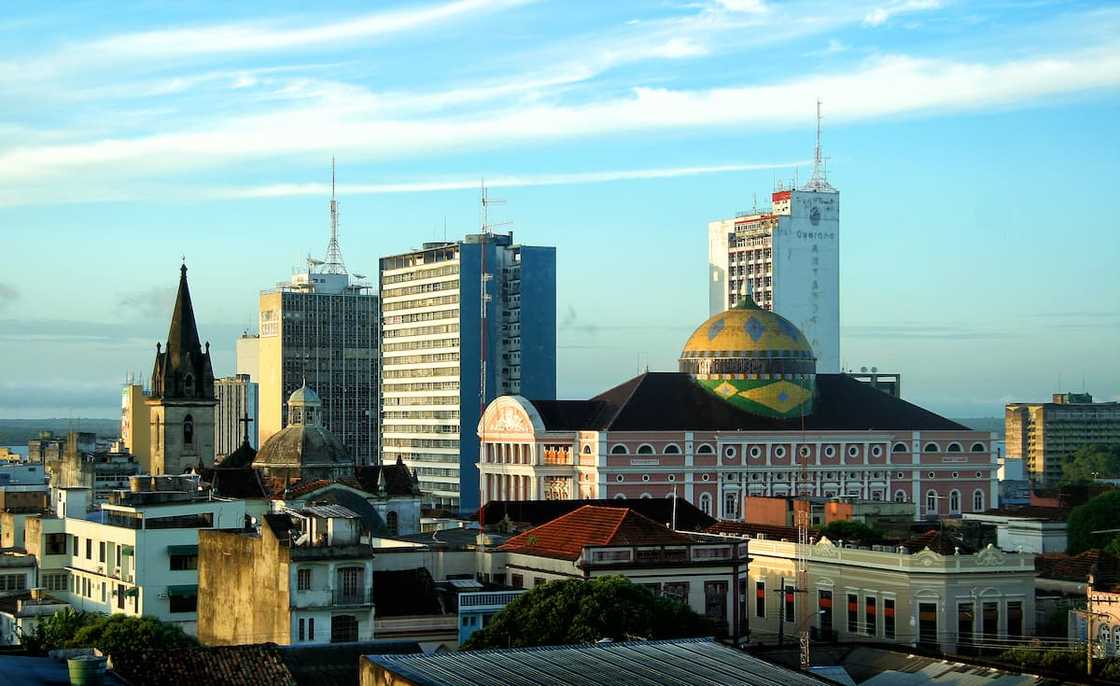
[708,105,840,372]
[379,232,556,511]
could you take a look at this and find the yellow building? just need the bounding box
[120,384,150,464]
[1006,393,1120,483]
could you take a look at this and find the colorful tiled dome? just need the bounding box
[679,296,816,418]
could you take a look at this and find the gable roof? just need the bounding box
[527,372,967,432]
[478,498,715,532]
[1035,549,1120,584]
[110,644,296,686]
[498,505,692,561]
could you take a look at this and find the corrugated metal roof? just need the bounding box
[366,638,829,686]
[300,504,358,519]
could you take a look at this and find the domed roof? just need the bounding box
[681,296,812,358]
[253,424,351,470]
[288,383,321,406]
[679,295,816,419]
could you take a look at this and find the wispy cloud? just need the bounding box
[863,0,942,27]
[213,161,808,199]
[843,323,1014,340]
[116,286,178,319]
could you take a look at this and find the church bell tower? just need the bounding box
[146,264,217,475]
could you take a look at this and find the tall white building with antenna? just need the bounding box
[255,160,379,464]
[708,102,841,372]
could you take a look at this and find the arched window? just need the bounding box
[698,493,712,515]
[636,444,655,455]
[724,492,739,519]
[183,414,194,445]
[614,493,626,500]
[610,444,628,455]
[892,442,908,453]
[949,490,961,514]
[946,442,962,453]
[972,489,985,512]
[386,511,399,536]
[696,444,714,455]
[663,444,681,454]
[582,444,592,455]
[894,490,907,503]
[924,442,939,453]
[640,493,652,500]
[971,442,986,452]
[926,490,938,514]
[184,374,194,396]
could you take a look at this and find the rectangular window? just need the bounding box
[45,533,67,555]
[958,602,974,650]
[71,535,79,556]
[0,574,27,591]
[297,569,312,591]
[982,602,998,641]
[99,541,105,563]
[705,581,728,623]
[756,581,766,619]
[884,598,895,640]
[330,614,359,643]
[818,589,833,639]
[784,583,796,623]
[1007,601,1023,639]
[169,555,197,571]
[848,594,859,633]
[299,618,305,641]
[511,574,524,588]
[919,602,938,648]
[309,617,315,641]
[533,577,546,588]
[664,582,689,604]
[101,583,106,603]
[865,596,877,637]
[117,584,125,610]
[86,538,92,560]
[169,591,198,614]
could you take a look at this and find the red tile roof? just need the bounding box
[1035,549,1120,583]
[498,505,692,561]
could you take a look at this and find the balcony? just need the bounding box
[333,588,375,607]
[291,587,375,608]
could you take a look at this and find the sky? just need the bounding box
[0,0,1117,421]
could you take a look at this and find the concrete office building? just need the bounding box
[235,333,261,381]
[256,179,378,465]
[120,383,150,463]
[1006,392,1120,483]
[380,232,556,511]
[214,374,258,461]
[707,109,840,372]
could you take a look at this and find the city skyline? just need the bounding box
[2,0,1118,420]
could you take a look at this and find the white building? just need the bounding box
[379,233,556,511]
[235,333,260,382]
[214,374,258,460]
[23,478,246,636]
[707,114,840,372]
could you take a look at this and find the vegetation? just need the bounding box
[1067,490,1120,554]
[1062,444,1120,485]
[999,646,1120,680]
[460,576,716,650]
[818,519,882,544]
[22,610,197,656]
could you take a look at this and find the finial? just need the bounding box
[205,341,210,354]
[156,342,161,353]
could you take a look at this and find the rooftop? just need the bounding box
[478,498,715,532]
[364,638,828,686]
[498,505,694,561]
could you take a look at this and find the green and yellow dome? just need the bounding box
[679,296,816,418]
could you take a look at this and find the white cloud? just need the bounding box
[212,161,809,199]
[714,0,770,13]
[863,0,942,27]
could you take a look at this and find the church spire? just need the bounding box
[151,262,215,400]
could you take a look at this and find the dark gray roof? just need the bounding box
[254,424,351,468]
[528,372,967,432]
[365,638,828,686]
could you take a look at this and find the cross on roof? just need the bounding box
[238,411,254,444]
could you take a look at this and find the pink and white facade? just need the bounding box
[477,377,998,522]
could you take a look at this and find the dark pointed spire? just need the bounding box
[151,263,215,400]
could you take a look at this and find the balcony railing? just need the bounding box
[333,588,375,607]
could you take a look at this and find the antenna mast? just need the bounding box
[478,181,510,423]
[802,99,834,192]
[321,157,348,275]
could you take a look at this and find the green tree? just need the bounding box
[22,611,196,657]
[1062,444,1120,484]
[22,608,99,655]
[461,576,716,650]
[818,520,882,544]
[1067,490,1120,554]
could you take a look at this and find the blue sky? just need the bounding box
[0,0,1117,420]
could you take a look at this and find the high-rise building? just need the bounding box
[707,105,840,372]
[146,264,217,475]
[256,167,379,465]
[235,333,260,380]
[214,374,258,461]
[379,232,556,511]
[1006,393,1120,483]
[120,382,150,462]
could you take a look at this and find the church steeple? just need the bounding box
[151,263,215,401]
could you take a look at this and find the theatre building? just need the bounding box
[477,296,996,521]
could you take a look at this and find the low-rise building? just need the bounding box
[457,589,525,644]
[1069,574,1120,658]
[481,505,750,640]
[962,506,1068,554]
[743,495,913,537]
[0,551,37,597]
[44,433,140,505]
[0,590,69,646]
[21,477,246,635]
[714,527,1036,655]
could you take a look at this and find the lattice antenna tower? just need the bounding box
[802,99,834,192]
[321,157,348,275]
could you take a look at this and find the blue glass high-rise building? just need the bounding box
[379,233,556,512]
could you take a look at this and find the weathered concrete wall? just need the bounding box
[197,525,289,645]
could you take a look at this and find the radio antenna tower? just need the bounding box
[803,99,834,192]
[477,180,512,420]
[321,157,348,275]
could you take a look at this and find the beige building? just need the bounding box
[120,383,150,464]
[721,528,1036,655]
[1006,393,1120,483]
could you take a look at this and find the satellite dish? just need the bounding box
[860,366,868,373]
